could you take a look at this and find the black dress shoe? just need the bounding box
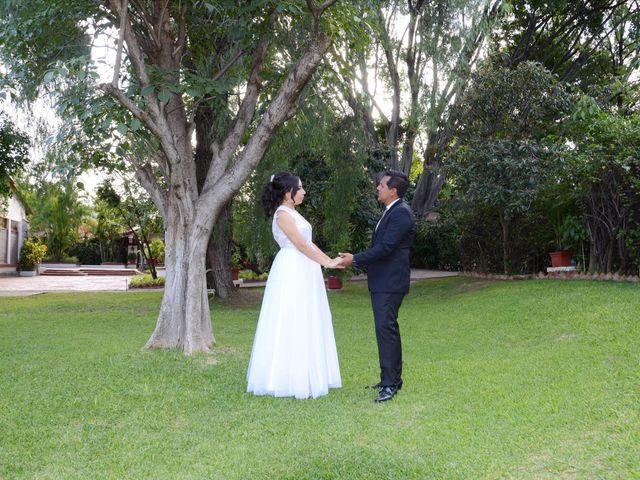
[374,386,398,403]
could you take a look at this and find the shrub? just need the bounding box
[18,238,48,271]
[411,217,461,270]
[69,240,102,265]
[149,239,165,265]
[129,274,165,288]
[239,270,268,281]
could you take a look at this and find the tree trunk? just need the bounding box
[194,103,235,298]
[498,208,510,275]
[100,0,337,355]
[145,206,214,353]
[206,201,235,298]
[411,129,451,217]
[412,167,445,217]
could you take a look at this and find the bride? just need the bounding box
[246,172,342,399]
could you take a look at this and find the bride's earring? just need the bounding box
[284,193,294,207]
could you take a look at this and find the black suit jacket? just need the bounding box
[353,200,416,294]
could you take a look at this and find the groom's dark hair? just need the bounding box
[384,170,409,198]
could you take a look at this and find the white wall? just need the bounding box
[6,195,26,222]
[1,195,29,268]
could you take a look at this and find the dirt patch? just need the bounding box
[211,288,264,308]
[554,333,581,342]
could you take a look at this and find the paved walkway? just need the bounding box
[0,275,134,296]
[0,269,459,296]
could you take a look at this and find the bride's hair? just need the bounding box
[262,172,301,218]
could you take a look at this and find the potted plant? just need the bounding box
[326,272,342,290]
[230,250,242,281]
[126,251,138,269]
[550,215,587,268]
[17,238,48,276]
[326,266,351,291]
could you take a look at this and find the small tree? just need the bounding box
[149,239,165,266]
[96,182,163,278]
[445,61,571,273]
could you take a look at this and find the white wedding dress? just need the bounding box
[246,205,342,399]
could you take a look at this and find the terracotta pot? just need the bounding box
[549,250,572,267]
[231,268,239,281]
[327,275,342,290]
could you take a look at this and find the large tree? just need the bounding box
[0,0,344,353]
[331,0,503,216]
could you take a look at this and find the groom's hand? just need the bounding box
[338,252,353,267]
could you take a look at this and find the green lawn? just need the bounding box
[1,277,639,479]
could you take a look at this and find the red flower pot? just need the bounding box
[549,250,572,267]
[327,275,342,290]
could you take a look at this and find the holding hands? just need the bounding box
[325,256,345,269]
[324,252,355,268]
[337,252,353,267]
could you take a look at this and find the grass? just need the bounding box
[1,277,639,479]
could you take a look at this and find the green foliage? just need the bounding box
[230,248,243,269]
[148,239,165,264]
[233,101,378,271]
[129,274,165,289]
[564,105,640,272]
[69,239,102,265]
[23,176,89,261]
[0,114,30,199]
[96,181,164,266]
[447,60,571,219]
[238,270,268,281]
[555,215,588,252]
[411,217,461,270]
[17,238,47,270]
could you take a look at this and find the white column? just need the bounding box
[7,219,12,264]
[17,220,24,262]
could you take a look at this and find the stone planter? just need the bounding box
[19,270,37,277]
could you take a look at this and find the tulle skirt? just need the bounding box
[246,247,341,399]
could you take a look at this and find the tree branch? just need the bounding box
[209,16,274,177]
[112,0,128,88]
[99,83,163,139]
[135,160,168,218]
[199,28,333,218]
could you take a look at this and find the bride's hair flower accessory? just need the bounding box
[270,174,275,183]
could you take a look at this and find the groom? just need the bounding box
[339,170,415,403]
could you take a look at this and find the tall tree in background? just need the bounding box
[0,0,342,353]
[331,0,503,216]
[0,114,30,203]
[445,61,571,274]
[496,0,636,82]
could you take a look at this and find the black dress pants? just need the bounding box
[370,292,405,387]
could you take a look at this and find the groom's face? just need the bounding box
[377,176,397,206]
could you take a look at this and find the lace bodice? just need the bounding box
[273,205,312,249]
